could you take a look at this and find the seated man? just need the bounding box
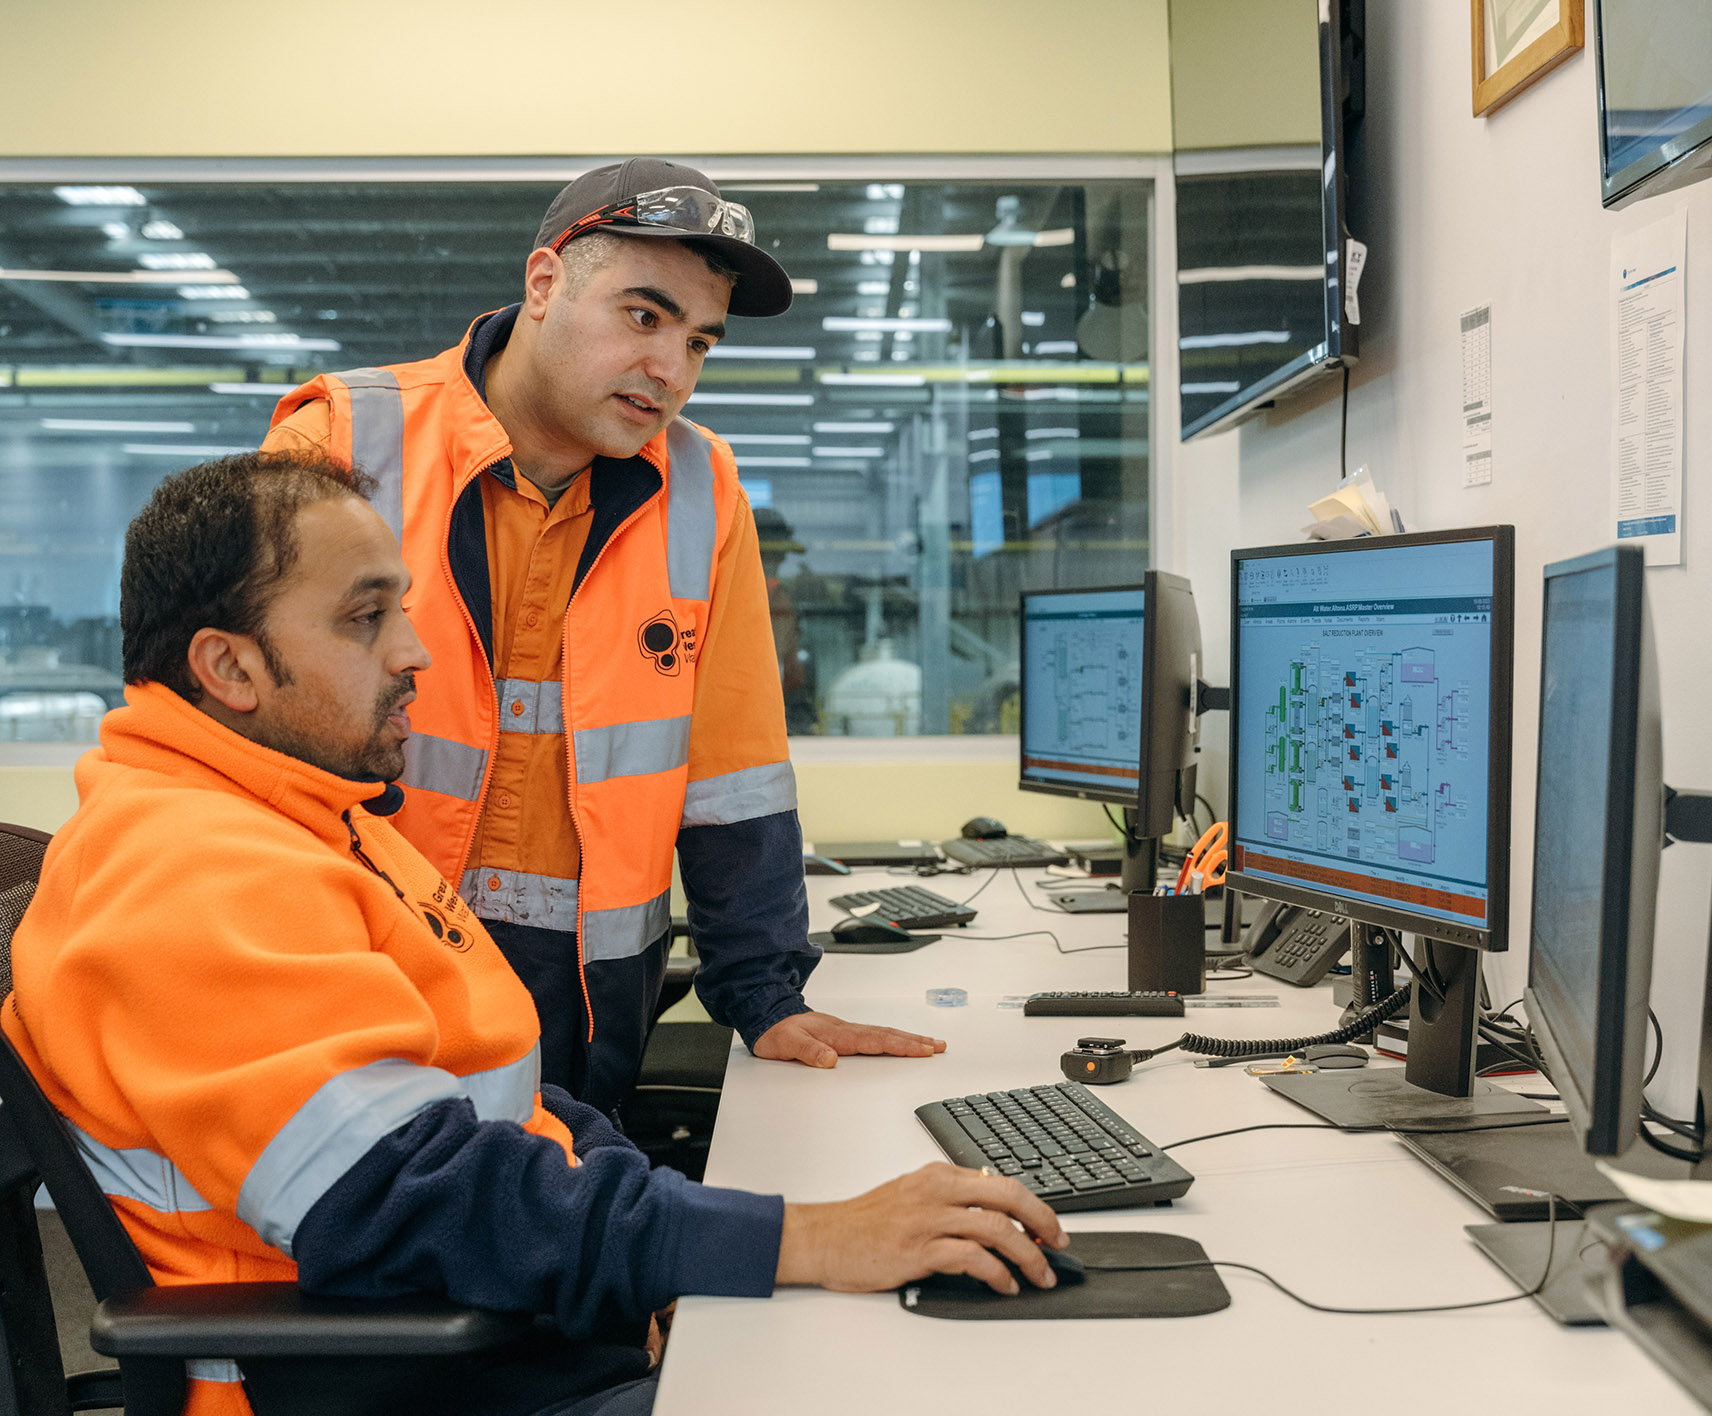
[3,453,1066,1416]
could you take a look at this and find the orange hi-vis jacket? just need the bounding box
[264,312,808,1098]
[3,684,575,1416]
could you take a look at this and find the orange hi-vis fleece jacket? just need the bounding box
[3,683,784,1416]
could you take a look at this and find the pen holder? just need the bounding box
[1127,892,1205,995]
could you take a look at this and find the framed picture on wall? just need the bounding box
[1471,0,1584,116]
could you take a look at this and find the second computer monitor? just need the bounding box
[1018,572,1202,839]
[1226,528,1514,952]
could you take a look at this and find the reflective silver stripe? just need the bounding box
[497,677,564,736]
[400,731,487,802]
[580,890,671,962]
[459,1046,540,1124]
[237,1060,463,1258]
[665,418,717,602]
[189,1360,242,1384]
[574,715,691,786]
[681,760,798,828]
[68,1123,213,1215]
[462,866,579,928]
[338,368,405,542]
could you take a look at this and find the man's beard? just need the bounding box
[253,672,415,782]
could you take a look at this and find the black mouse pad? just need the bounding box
[898,1232,1230,1319]
[808,930,939,954]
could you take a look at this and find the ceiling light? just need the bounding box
[705,345,816,360]
[969,448,1000,462]
[1021,312,1045,327]
[138,251,217,270]
[102,332,341,351]
[813,421,894,434]
[863,216,899,235]
[969,427,999,440]
[856,281,889,296]
[141,219,184,241]
[100,221,129,241]
[1060,272,1076,288]
[986,225,1076,249]
[0,267,240,285]
[54,185,146,206]
[731,455,811,467]
[122,443,252,457]
[1025,427,1079,439]
[829,234,984,253]
[1179,265,1322,284]
[721,434,811,446]
[210,382,291,395]
[1025,448,1054,462]
[852,350,880,362]
[823,316,951,333]
[180,285,250,300]
[819,372,925,387]
[853,331,883,342]
[1182,381,1242,395]
[858,250,895,267]
[812,446,883,458]
[865,183,904,201]
[1180,330,1292,349]
[207,309,277,323]
[1033,341,1078,355]
[685,392,815,406]
[40,418,196,434]
[789,278,818,295]
[1033,229,1074,247]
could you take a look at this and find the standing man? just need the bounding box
[263,161,941,1112]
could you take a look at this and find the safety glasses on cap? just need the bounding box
[549,185,757,252]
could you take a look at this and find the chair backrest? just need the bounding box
[0,823,155,1305]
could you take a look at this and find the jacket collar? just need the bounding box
[91,683,393,846]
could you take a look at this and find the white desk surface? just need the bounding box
[653,868,1695,1415]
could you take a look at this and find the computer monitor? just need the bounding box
[1525,544,1666,1159]
[1227,527,1522,1123]
[1019,574,1204,890]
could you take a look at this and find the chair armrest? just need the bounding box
[91,1282,532,1360]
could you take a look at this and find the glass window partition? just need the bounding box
[0,168,1154,741]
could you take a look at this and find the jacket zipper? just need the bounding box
[344,810,406,900]
[447,461,506,888]
[561,457,669,1046]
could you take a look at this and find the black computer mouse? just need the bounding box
[1303,1043,1369,1069]
[918,1244,1086,1295]
[960,815,1008,840]
[829,915,916,944]
[802,854,852,876]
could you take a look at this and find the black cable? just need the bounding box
[1101,803,1127,838]
[1194,793,1217,833]
[1388,934,1446,1006]
[1339,363,1350,481]
[1131,983,1413,1064]
[1111,1195,1558,1316]
[1644,1009,1663,1087]
[1640,1126,1705,1164]
[1159,1115,1570,1152]
[953,929,1124,956]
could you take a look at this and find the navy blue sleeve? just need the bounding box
[292,1097,782,1336]
[539,1083,633,1155]
[675,807,822,1049]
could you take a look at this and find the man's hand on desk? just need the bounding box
[774,1163,1068,1296]
[753,1010,946,1068]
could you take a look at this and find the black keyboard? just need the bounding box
[1023,991,1185,1018]
[915,1081,1195,1211]
[827,885,976,929]
[939,835,1071,869]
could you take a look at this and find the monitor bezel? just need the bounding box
[1016,577,1153,813]
[1224,526,1515,952]
[1523,543,1654,1157]
[1595,0,1712,209]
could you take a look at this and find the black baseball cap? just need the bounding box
[534,158,793,318]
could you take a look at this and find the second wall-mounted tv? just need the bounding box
[1597,0,1712,207]
[1170,0,1366,440]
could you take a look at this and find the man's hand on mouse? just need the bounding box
[753,1010,946,1068]
[774,1163,1068,1294]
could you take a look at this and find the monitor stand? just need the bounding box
[1050,810,1155,915]
[1259,928,1544,1127]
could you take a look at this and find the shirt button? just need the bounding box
[497,792,513,809]
[487,875,501,891]
[525,610,541,628]
[510,700,526,717]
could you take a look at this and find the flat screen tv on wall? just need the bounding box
[1597,0,1712,208]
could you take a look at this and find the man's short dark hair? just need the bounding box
[121,452,378,702]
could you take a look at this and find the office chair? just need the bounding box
[0,822,532,1416]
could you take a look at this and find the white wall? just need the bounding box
[1171,5,1712,1114]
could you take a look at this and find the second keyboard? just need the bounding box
[827,885,976,929]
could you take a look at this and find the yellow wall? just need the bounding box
[1168,0,1321,150]
[0,0,1172,158]
[0,769,79,833]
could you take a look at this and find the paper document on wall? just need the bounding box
[1611,211,1687,566]
[1460,305,1493,487]
[1596,1161,1712,1225]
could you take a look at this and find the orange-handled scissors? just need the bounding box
[1175,821,1229,894]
